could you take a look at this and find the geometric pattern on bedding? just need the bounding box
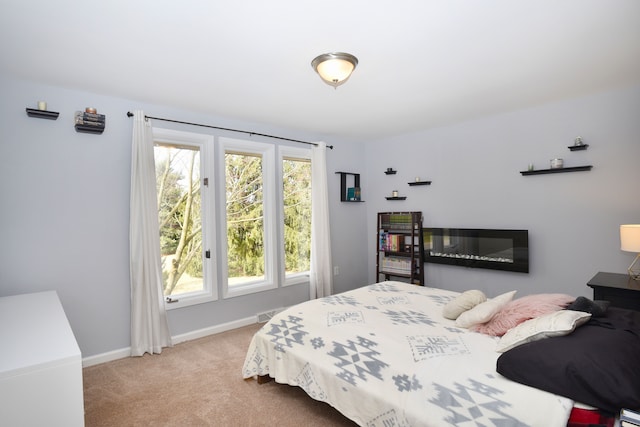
[407,335,470,361]
[328,335,388,386]
[366,409,410,427]
[430,377,528,427]
[294,362,328,401]
[265,315,307,352]
[327,310,365,326]
[383,309,437,326]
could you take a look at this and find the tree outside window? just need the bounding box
[154,143,203,296]
[225,152,265,285]
[283,157,311,276]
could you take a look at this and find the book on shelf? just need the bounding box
[347,187,355,200]
[381,213,415,230]
[379,230,387,251]
[381,256,411,274]
[378,233,409,252]
[74,111,106,123]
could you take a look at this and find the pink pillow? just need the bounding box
[471,293,575,336]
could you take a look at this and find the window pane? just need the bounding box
[283,158,311,275]
[225,152,265,286]
[154,144,203,297]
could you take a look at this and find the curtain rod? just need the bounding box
[126,112,333,149]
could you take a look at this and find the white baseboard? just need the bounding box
[82,315,257,368]
[82,347,131,367]
[171,316,257,345]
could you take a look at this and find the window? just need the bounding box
[225,151,266,285]
[153,128,216,308]
[220,138,276,298]
[152,131,312,304]
[219,139,312,297]
[281,148,312,285]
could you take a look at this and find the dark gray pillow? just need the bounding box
[566,296,610,317]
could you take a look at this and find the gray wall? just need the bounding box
[0,74,369,358]
[2,72,638,359]
[364,85,640,298]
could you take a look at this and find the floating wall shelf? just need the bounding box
[568,144,589,151]
[74,125,105,134]
[520,165,593,176]
[26,108,59,120]
[386,196,407,200]
[384,169,397,175]
[335,171,364,202]
[408,181,432,186]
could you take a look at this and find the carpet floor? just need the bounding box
[83,323,358,426]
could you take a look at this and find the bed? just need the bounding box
[242,281,596,426]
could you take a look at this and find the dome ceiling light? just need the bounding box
[311,52,358,88]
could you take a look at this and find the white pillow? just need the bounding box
[455,290,516,328]
[442,290,487,320]
[496,310,591,353]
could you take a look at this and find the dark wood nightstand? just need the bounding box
[587,272,640,312]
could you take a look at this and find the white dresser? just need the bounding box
[0,291,84,426]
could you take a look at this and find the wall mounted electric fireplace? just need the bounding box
[422,228,529,273]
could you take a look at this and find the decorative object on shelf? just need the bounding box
[385,168,397,175]
[335,171,364,202]
[37,101,47,111]
[392,190,399,197]
[550,158,564,169]
[311,52,358,88]
[527,163,534,171]
[74,109,105,134]
[620,224,640,280]
[26,107,59,120]
[568,136,589,151]
[520,165,592,175]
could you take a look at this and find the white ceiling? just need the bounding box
[1,0,639,142]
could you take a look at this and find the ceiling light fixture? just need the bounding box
[311,52,358,88]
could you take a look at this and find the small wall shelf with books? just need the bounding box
[376,211,424,285]
[335,171,363,202]
[74,110,105,134]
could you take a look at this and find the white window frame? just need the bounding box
[153,127,218,309]
[279,145,312,287]
[218,137,277,299]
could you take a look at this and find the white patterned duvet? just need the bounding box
[242,281,573,427]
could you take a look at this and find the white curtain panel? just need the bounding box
[129,110,172,356]
[310,142,333,298]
